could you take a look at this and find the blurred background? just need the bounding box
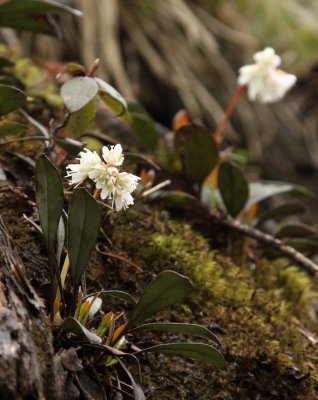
[1,0,318,194]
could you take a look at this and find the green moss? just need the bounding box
[111,204,318,398]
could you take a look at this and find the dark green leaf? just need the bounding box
[85,290,137,305]
[132,323,222,347]
[125,152,161,171]
[284,238,318,253]
[128,102,160,150]
[96,77,127,116]
[0,56,14,68]
[66,99,96,136]
[55,138,85,156]
[61,77,98,113]
[255,203,306,228]
[64,63,86,76]
[0,84,26,116]
[68,188,101,286]
[218,161,249,217]
[246,181,314,209]
[0,121,26,137]
[275,222,316,239]
[142,343,225,368]
[147,190,196,208]
[127,270,194,329]
[35,154,64,252]
[62,317,102,344]
[175,123,219,185]
[117,358,145,400]
[0,0,82,16]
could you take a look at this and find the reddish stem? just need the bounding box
[214,84,245,144]
[86,58,100,77]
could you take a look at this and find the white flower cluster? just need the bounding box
[238,47,297,103]
[66,144,140,211]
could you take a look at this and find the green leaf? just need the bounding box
[142,343,225,368]
[35,154,64,252]
[218,161,249,217]
[0,0,82,15]
[131,323,222,347]
[0,85,26,116]
[66,99,96,136]
[255,203,306,228]
[246,181,313,209]
[54,138,85,156]
[147,190,196,208]
[125,152,161,171]
[61,77,98,113]
[0,56,14,68]
[117,358,146,400]
[62,317,102,344]
[56,216,65,268]
[0,121,26,137]
[128,102,160,150]
[95,77,128,116]
[275,222,316,239]
[127,270,194,329]
[175,123,219,185]
[64,63,86,76]
[85,290,137,305]
[68,188,101,287]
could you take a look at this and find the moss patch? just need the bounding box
[110,204,318,399]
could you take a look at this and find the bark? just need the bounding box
[0,216,58,400]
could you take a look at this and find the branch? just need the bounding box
[215,211,318,277]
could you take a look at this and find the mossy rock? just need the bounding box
[110,203,318,399]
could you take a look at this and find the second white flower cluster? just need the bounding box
[66,144,140,211]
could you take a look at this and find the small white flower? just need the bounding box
[95,166,119,200]
[66,149,103,185]
[238,47,297,103]
[66,144,140,211]
[113,172,141,211]
[102,144,124,166]
[86,296,102,319]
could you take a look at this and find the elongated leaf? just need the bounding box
[68,188,101,286]
[0,121,26,137]
[127,271,194,329]
[62,317,102,344]
[61,77,98,113]
[275,222,316,239]
[117,358,145,400]
[66,99,96,136]
[175,123,219,185]
[35,155,64,252]
[0,0,82,15]
[55,138,85,156]
[147,190,196,208]
[255,203,305,227]
[218,161,249,217]
[125,152,161,171]
[95,77,127,116]
[131,323,222,347]
[128,102,160,150]
[246,181,313,209]
[0,85,26,116]
[85,290,137,305]
[56,216,65,267]
[142,343,225,368]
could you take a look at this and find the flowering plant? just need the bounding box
[66,144,140,211]
[238,47,297,103]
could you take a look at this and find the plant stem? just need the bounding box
[93,189,101,199]
[86,58,100,77]
[214,84,245,144]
